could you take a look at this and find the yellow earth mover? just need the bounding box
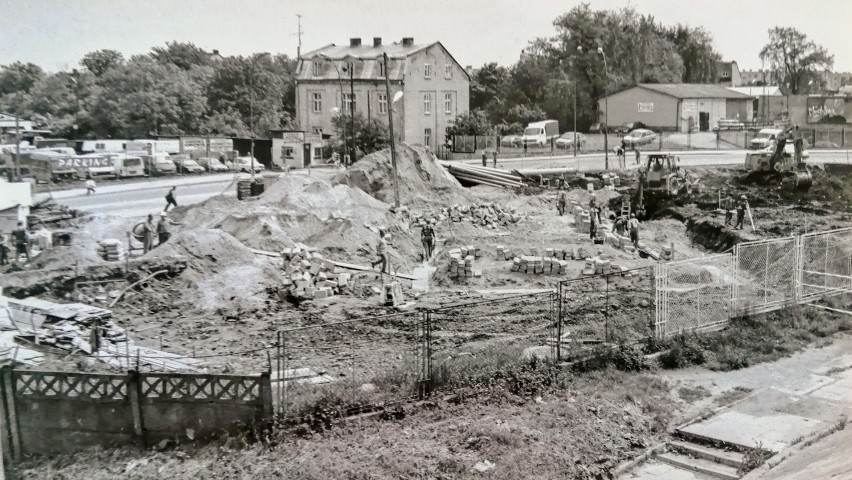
[635,153,699,218]
[743,127,812,191]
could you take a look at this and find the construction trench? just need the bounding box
[3,145,852,475]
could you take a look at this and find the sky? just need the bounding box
[1,0,850,73]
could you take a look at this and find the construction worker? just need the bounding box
[589,207,599,240]
[164,186,178,212]
[723,194,734,226]
[420,220,436,260]
[371,228,390,274]
[628,213,640,247]
[735,195,748,230]
[589,193,601,223]
[142,214,156,253]
[613,215,627,236]
[492,150,498,168]
[634,146,641,165]
[156,212,183,247]
[557,188,567,216]
[0,232,9,265]
[481,150,488,167]
[12,222,29,262]
[85,171,96,195]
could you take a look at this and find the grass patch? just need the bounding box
[714,386,753,406]
[677,385,711,403]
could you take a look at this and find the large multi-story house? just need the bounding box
[295,37,470,151]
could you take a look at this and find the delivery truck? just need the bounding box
[521,120,559,147]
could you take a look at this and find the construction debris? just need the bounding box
[96,238,127,262]
[279,246,352,299]
[412,203,524,229]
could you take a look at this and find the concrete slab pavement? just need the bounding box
[749,423,852,480]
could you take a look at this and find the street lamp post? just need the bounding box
[597,47,609,170]
[343,62,356,166]
[383,52,400,208]
[319,54,349,165]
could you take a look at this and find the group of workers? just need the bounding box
[586,192,641,248]
[139,187,182,254]
[0,221,54,266]
[722,194,750,230]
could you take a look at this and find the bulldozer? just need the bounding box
[634,153,699,219]
[743,127,812,191]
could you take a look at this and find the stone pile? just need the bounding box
[280,246,352,299]
[448,245,481,279]
[411,203,524,229]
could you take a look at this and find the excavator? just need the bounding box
[633,153,699,219]
[743,126,812,191]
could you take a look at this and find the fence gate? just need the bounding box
[798,228,852,303]
[734,236,798,315]
[655,254,734,338]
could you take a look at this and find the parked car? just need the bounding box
[713,118,745,131]
[749,128,783,150]
[500,135,522,147]
[175,158,205,174]
[197,157,230,172]
[588,123,603,133]
[555,132,587,149]
[227,156,265,173]
[615,122,647,134]
[813,141,840,149]
[622,129,658,148]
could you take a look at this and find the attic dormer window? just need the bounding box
[379,61,386,77]
[312,61,321,76]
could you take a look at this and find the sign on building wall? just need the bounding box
[682,100,696,113]
[807,97,850,124]
[638,102,654,113]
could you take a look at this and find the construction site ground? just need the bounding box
[6,145,852,477]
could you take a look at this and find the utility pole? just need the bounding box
[295,14,303,60]
[348,64,355,166]
[383,52,400,208]
[14,110,20,182]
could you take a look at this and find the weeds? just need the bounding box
[677,385,711,403]
[714,386,753,406]
[738,440,766,475]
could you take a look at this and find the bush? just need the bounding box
[659,334,705,369]
[572,345,650,373]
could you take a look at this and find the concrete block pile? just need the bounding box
[412,203,524,229]
[448,245,482,279]
[280,247,352,299]
[97,238,126,262]
[510,248,569,275]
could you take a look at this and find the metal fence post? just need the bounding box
[0,367,20,462]
[556,282,563,361]
[604,275,610,343]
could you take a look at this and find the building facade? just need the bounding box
[717,61,742,87]
[597,84,753,132]
[295,37,470,152]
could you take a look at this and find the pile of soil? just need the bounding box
[28,214,136,270]
[332,144,471,207]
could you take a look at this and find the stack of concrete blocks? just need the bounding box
[280,247,352,299]
[97,238,126,262]
[449,246,482,279]
[511,252,568,275]
[445,203,524,228]
[496,245,513,260]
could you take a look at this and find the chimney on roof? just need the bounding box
[373,37,382,47]
[402,37,414,47]
[350,38,362,47]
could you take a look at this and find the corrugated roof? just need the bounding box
[638,83,753,99]
[727,86,784,97]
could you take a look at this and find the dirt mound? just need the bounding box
[332,144,471,207]
[28,214,136,270]
[146,229,279,311]
[171,174,423,273]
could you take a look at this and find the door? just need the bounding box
[303,143,312,167]
[699,112,710,132]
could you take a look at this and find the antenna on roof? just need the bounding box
[296,14,303,60]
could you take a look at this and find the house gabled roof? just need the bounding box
[297,41,470,82]
[637,83,753,99]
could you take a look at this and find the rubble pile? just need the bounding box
[96,238,127,262]
[448,246,482,279]
[280,246,352,299]
[411,203,524,230]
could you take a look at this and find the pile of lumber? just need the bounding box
[439,162,526,188]
[97,238,126,262]
[279,246,352,299]
[448,246,481,279]
[412,203,524,229]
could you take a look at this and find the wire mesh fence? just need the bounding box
[734,237,798,315]
[654,254,734,338]
[798,228,852,303]
[275,311,425,420]
[556,267,654,356]
[427,292,556,392]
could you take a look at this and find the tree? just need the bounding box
[80,50,124,77]
[331,113,389,158]
[446,110,492,136]
[760,27,833,95]
[0,62,45,95]
[151,41,211,70]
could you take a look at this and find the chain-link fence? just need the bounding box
[654,254,735,338]
[798,228,852,303]
[556,267,654,357]
[276,311,425,420]
[427,292,556,392]
[734,237,799,315]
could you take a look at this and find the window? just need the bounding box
[378,93,388,114]
[444,65,452,79]
[311,92,322,113]
[424,63,432,78]
[344,93,356,114]
[379,61,386,77]
[424,128,432,147]
[312,62,321,76]
[284,146,295,159]
[444,93,453,114]
[722,71,730,78]
[345,62,355,75]
[314,147,322,158]
[423,93,432,115]
[313,127,323,134]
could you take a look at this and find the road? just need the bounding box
[42,149,852,218]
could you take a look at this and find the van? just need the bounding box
[111,153,145,178]
[521,120,559,147]
[141,152,177,175]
